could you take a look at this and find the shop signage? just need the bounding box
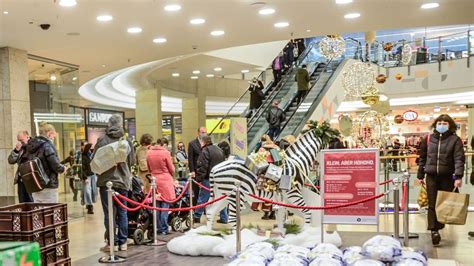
[321,149,379,225]
[86,109,123,126]
[403,110,418,121]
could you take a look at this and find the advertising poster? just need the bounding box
[230,117,247,160]
[321,149,379,225]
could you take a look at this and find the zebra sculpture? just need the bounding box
[206,121,339,229]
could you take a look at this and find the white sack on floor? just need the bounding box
[167,226,226,256]
[279,226,342,248]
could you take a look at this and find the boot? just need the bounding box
[431,230,441,246]
[268,211,276,220]
[87,205,94,214]
[261,212,270,220]
[468,231,474,237]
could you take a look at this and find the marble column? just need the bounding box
[182,87,206,145]
[0,47,31,205]
[136,87,162,141]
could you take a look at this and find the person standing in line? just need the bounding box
[161,137,172,153]
[61,150,79,202]
[248,77,264,118]
[95,114,135,252]
[266,100,286,141]
[175,141,188,180]
[136,133,154,193]
[295,64,310,104]
[81,143,97,214]
[25,122,67,203]
[147,141,176,237]
[188,127,207,204]
[8,131,34,203]
[193,135,228,224]
[272,52,284,86]
[417,114,465,246]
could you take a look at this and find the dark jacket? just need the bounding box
[249,81,264,109]
[187,138,202,174]
[81,152,94,180]
[266,106,286,128]
[417,132,465,180]
[25,136,65,189]
[93,126,135,190]
[196,144,225,182]
[8,143,30,184]
[295,67,310,91]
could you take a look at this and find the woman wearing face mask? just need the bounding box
[417,114,465,246]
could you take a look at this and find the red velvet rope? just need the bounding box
[155,182,189,204]
[192,180,212,192]
[247,191,386,210]
[401,182,408,211]
[379,179,395,186]
[113,192,228,212]
[114,189,153,212]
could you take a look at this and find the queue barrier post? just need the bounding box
[188,174,194,229]
[235,181,242,253]
[99,182,126,263]
[147,176,162,246]
[392,177,401,239]
[399,170,419,245]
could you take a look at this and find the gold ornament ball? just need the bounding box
[383,43,394,52]
[395,73,403,80]
[394,115,404,124]
[376,74,387,84]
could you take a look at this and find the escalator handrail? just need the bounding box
[275,59,334,140]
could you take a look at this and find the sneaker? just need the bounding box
[100,245,118,253]
[431,231,441,246]
[119,244,127,251]
[216,219,228,224]
[193,217,201,224]
[468,231,474,237]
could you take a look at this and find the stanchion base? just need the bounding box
[98,255,127,263]
[399,233,419,239]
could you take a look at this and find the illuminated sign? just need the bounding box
[87,109,124,126]
[403,110,418,121]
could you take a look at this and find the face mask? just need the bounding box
[436,124,449,134]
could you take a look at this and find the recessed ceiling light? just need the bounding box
[3,11,8,15]
[214,67,222,72]
[190,76,199,80]
[50,74,57,81]
[127,27,142,33]
[59,0,77,7]
[153,37,167,43]
[206,74,215,78]
[259,8,275,15]
[192,70,201,74]
[421,3,439,9]
[306,29,311,33]
[164,4,181,12]
[190,18,205,25]
[336,0,353,4]
[241,69,250,73]
[72,77,78,81]
[274,22,289,28]
[172,73,180,77]
[97,15,113,22]
[102,64,106,68]
[210,30,225,36]
[344,13,361,19]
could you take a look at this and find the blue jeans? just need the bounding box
[194,179,228,222]
[83,175,97,205]
[157,202,170,233]
[268,126,280,141]
[99,187,128,246]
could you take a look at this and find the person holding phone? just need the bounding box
[8,131,33,203]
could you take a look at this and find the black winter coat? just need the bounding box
[81,152,94,180]
[266,106,286,127]
[249,81,264,109]
[187,138,202,174]
[196,144,225,182]
[417,132,465,179]
[26,136,65,189]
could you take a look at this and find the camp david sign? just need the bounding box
[87,109,124,126]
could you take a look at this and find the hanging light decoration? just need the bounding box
[353,110,390,148]
[319,35,346,59]
[342,62,375,100]
[401,44,413,65]
[361,86,380,106]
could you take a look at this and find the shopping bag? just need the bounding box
[269,149,282,166]
[417,185,428,208]
[245,153,269,174]
[264,164,283,182]
[435,189,469,225]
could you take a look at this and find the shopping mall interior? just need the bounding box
[1,0,474,265]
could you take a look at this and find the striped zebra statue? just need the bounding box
[207,121,339,229]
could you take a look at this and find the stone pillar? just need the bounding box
[182,88,206,145]
[136,87,162,141]
[0,47,31,205]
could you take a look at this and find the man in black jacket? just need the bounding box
[266,100,286,140]
[26,123,66,203]
[188,127,207,204]
[8,131,34,203]
[193,135,228,224]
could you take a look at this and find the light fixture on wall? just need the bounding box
[59,0,77,7]
[50,74,57,81]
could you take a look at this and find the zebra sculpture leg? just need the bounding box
[282,185,312,227]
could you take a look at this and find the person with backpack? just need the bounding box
[266,100,286,141]
[25,122,67,203]
[8,130,34,203]
[136,133,154,193]
[94,114,135,252]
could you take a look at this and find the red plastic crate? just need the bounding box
[0,203,67,233]
[0,221,68,248]
[40,240,69,265]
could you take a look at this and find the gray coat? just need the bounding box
[94,126,136,190]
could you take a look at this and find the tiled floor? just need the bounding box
[68,200,474,265]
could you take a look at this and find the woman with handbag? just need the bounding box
[417,114,465,246]
[82,143,97,214]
